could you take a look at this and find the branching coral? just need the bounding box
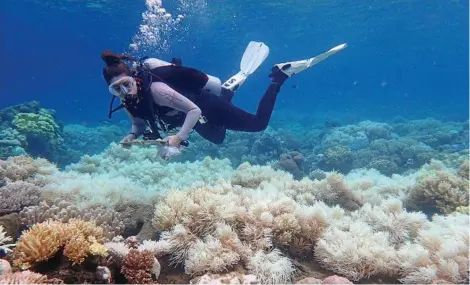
[351,198,430,246]
[0,181,43,215]
[151,181,334,282]
[314,220,402,281]
[311,172,363,211]
[13,220,65,269]
[406,160,469,214]
[184,222,250,276]
[0,156,40,184]
[104,237,161,283]
[121,249,158,284]
[13,219,108,269]
[0,225,15,253]
[231,162,292,188]
[397,213,469,284]
[314,198,469,283]
[20,200,125,239]
[0,270,58,284]
[246,249,295,284]
[190,272,259,284]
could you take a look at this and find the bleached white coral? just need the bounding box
[314,221,401,281]
[137,239,171,257]
[43,147,234,208]
[345,168,412,205]
[351,198,430,245]
[397,213,469,284]
[0,225,15,254]
[246,249,295,284]
[185,222,252,276]
[185,236,240,276]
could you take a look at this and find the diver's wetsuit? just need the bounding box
[127,75,285,144]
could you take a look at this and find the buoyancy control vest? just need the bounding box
[108,57,223,140]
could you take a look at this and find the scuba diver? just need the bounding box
[103,41,347,149]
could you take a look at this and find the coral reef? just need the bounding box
[121,249,159,283]
[12,219,107,269]
[19,200,125,239]
[11,108,65,161]
[0,270,56,284]
[0,111,468,284]
[0,225,15,254]
[0,181,43,215]
[405,159,469,215]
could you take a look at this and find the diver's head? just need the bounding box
[101,50,137,98]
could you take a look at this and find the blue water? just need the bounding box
[2,0,469,124]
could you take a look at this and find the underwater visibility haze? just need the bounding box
[0,0,469,284]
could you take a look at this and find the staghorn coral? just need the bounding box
[121,249,159,284]
[13,219,108,269]
[0,225,15,253]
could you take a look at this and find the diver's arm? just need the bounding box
[124,109,147,138]
[150,82,201,140]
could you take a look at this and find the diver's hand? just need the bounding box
[120,133,136,148]
[163,135,182,147]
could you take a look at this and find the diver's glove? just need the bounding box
[156,138,185,161]
[120,133,136,148]
[157,144,183,161]
[268,65,290,86]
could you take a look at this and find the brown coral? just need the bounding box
[13,220,65,269]
[12,219,108,269]
[458,159,469,179]
[121,249,156,284]
[406,162,469,214]
[0,156,40,183]
[313,172,362,211]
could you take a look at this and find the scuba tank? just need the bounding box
[140,57,222,97]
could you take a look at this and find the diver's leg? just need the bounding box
[205,68,288,132]
[194,123,227,144]
[220,87,235,102]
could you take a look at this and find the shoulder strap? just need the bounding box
[108,96,125,119]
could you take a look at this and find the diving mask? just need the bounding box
[108,76,136,97]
